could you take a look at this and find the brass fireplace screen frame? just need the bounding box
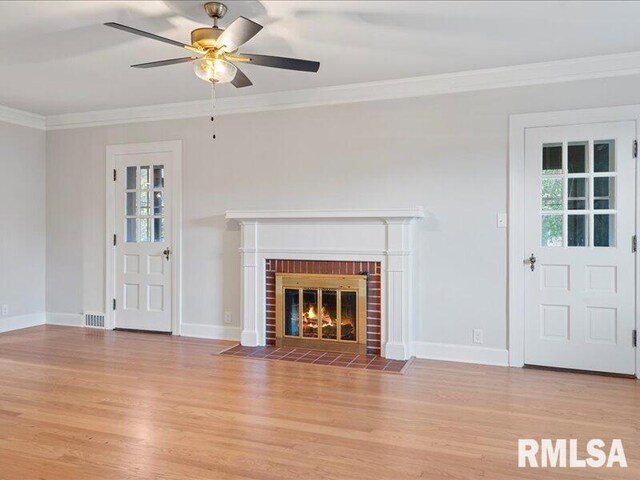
[275,273,367,354]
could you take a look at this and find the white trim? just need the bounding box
[46,312,83,327]
[41,51,640,130]
[412,341,509,367]
[508,104,640,377]
[105,140,183,334]
[180,323,241,341]
[0,104,45,130]
[226,208,425,221]
[0,313,46,333]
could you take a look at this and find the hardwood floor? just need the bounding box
[0,326,638,479]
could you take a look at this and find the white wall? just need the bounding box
[0,120,46,331]
[45,74,640,355]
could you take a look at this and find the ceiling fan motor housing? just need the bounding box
[204,2,228,20]
[191,27,223,50]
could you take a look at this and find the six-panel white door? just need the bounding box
[524,121,636,374]
[114,151,173,332]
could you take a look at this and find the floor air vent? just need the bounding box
[84,313,105,328]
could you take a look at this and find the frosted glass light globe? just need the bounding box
[193,57,237,83]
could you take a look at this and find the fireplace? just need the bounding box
[275,273,367,354]
[226,208,424,360]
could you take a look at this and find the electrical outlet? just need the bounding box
[1,305,8,317]
[472,329,483,345]
[224,311,232,324]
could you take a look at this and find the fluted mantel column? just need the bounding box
[239,221,259,346]
[383,219,414,360]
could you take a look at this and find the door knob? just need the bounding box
[163,248,171,261]
[525,253,536,272]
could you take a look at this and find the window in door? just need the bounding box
[125,165,165,243]
[540,140,616,248]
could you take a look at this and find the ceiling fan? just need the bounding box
[105,1,320,88]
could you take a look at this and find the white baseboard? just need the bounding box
[46,312,83,327]
[0,312,46,333]
[181,323,241,341]
[411,341,509,367]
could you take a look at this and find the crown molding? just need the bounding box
[0,104,45,130]
[4,50,640,131]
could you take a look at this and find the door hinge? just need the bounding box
[634,140,638,158]
[113,234,117,246]
[112,298,116,311]
[633,235,637,253]
[113,169,117,181]
[633,330,637,348]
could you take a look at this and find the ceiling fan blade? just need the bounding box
[104,22,204,54]
[231,53,320,72]
[131,57,197,69]
[231,66,252,88]
[216,17,263,52]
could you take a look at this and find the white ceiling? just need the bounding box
[2,1,640,115]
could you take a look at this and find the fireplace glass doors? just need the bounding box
[276,273,367,354]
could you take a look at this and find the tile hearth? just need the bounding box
[220,345,409,373]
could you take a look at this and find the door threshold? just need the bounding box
[114,328,172,335]
[524,364,635,379]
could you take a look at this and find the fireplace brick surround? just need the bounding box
[265,259,382,354]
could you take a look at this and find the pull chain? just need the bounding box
[210,81,217,140]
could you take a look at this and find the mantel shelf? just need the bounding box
[225,207,424,221]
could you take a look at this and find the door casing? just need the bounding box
[510,105,640,377]
[105,140,183,333]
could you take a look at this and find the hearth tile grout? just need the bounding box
[218,344,408,374]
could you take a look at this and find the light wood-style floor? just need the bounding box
[0,326,638,479]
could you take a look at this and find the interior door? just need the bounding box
[114,152,172,332]
[524,121,636,374]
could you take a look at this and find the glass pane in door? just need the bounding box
[541,215,563,247]
[302,289,318,338]
[568,142,588,173]
[594,140,615,172]
[321,290,337,339]
[568,215,588,247]
[153,218,164,242]
[153,165,164,188]
[284,289,299,336]
[594,214,616,247]
[126,166,137,190]
[567,178,587,210]
[594,177,615,210]
[340,291,357,341]
[542,144,562,174]
[541,178,562,211]
[126,218,136,242]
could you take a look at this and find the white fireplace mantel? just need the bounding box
[226,208,424,360]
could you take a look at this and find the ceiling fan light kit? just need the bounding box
[105,2,320,139]
[193,57,237,84]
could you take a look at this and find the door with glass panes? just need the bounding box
[114,151,172,332]
[524,121,636,374]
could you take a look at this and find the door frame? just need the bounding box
[509,105,639,375]
[105,140,183,334]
